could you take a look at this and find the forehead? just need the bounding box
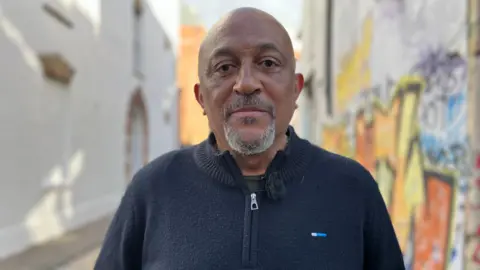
[206,14,289,58]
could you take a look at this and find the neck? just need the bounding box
[218,134,288,176]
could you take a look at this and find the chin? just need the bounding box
[229,131,275,156]
[225,122,275,147]
[239,134,265,145]
[231,123,267,133]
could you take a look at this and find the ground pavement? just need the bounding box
[0,215,111,270]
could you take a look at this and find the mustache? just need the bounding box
[224,95,275,118]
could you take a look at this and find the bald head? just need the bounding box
[198,7,295,80]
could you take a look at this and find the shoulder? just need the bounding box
[306,145,386,218]
[139,146,195,179]
[126,146,197,198]
[308,144,379,193]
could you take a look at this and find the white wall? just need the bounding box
[142,0,179,159]
[294,0,328,144]
[0,0,179,259]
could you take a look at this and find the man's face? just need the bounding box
[195,10,303,155]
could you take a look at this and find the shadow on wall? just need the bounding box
[0,0,148,260]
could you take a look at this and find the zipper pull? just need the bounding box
[250,193,259,210]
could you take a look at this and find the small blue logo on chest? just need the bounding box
[311,232,327,238]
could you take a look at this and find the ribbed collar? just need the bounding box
[193,126,313,188]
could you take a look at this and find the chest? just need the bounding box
[257,193,364,269]
[141,183,365,270]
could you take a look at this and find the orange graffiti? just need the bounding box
[354,114,375,173]
[322,76,457,270]
[413,172,455,269]
[322,124,352,158]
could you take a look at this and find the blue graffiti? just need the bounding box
[419,88,469,175]
[451,247,457,261]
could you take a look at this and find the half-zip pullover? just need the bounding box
[94,126,405,270]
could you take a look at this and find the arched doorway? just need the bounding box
[125,89,149,181]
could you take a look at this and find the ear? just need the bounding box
[194,83,204,109]
[294,73,304,100]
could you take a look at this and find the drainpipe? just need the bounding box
[465,0,480,268]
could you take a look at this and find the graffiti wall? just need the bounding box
[324,0,469,269]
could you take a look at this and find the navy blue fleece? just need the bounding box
[94,127,405,270]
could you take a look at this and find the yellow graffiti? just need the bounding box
[321,123,353,158]
[390,77,425,249]
[376,159,394,206]
[323,76,457,269]
[335,14,373,112]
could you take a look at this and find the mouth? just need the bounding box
[234,107,266,113]
[228,107,269,118]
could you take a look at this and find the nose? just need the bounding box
[233,64,262,95]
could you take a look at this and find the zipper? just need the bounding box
[242,192,260,267]
[251,193,259,210]
[222,151,283,268]
[249,193,260,266]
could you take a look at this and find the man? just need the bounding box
[94,7,405,270]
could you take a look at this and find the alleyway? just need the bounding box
[0,0,180,268]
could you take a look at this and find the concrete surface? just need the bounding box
[0,215,111,270]
[56,247,100,270]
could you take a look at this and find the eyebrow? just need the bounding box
[209,47,236,60]
[209,42,286,61]
[257,43,284,57]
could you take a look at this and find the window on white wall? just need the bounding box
[133,0,144,76]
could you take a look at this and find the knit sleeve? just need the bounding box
[94,179,144,270]
[362,171,405,270]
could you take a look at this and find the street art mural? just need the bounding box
[325,0,469,269]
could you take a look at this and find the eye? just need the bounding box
[259,59,279,69]
[219,64,232,72]
[215,63,236,75]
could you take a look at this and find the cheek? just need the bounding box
[263,74,295,100]
[204,94,230,124]
[269,89,295,109]
[271,92,296,123]
[210,87,234,110]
